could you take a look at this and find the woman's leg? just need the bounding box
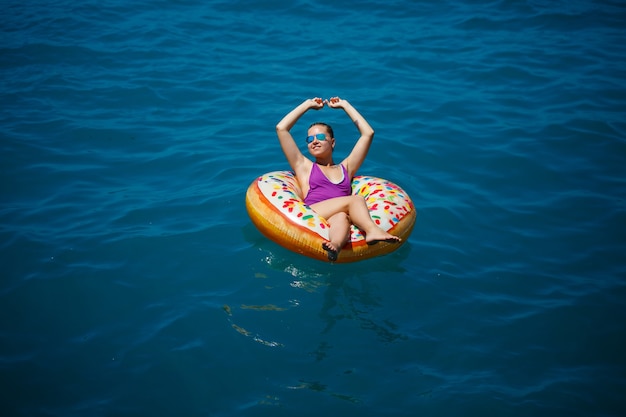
[311,195,401,245]
[322,212,351,261]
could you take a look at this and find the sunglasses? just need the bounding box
[305,133,328,144]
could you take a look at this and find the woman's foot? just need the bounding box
[365,229,401,245]
[322,241,340,261]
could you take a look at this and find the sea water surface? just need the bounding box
[2,1,625,416]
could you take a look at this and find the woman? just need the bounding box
[276,97,400,261]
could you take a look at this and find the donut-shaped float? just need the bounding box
[245,171,416,263]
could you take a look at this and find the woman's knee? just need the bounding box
[328,211,349,223]
[348,194,367,208]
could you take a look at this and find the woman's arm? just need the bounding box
[328,97,375,177]
[276,98,324,173]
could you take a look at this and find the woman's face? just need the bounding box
[306,125,334,155]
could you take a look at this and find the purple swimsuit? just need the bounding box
[304,163,352,206]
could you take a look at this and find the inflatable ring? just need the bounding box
[246,171,416,263]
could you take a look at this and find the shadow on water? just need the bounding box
[240,221,414,345]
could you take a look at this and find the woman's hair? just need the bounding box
[309,122,334,138]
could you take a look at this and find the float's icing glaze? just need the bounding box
[256,171,413,242]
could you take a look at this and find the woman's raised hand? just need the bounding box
[308,97,325,110]
[326,96,345,109]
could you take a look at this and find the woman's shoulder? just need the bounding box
[298,157,314,172]
[339,159,354,179]
[292,157,313,180]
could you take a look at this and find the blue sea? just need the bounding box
[2,1,625,416]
